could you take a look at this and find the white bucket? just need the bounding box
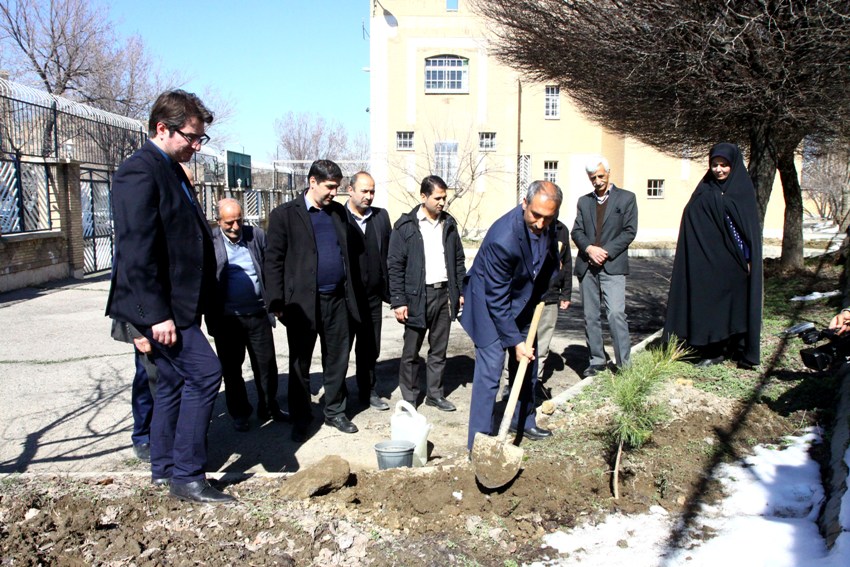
[390,400,432,467]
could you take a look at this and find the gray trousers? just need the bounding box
[579,270,631,367]
[536,303,559,379]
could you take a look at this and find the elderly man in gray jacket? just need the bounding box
[571,155,638,378]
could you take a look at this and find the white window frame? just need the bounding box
[425,55,469,94]
[543,161,559,183]
[545,85,560,119]
[396,131,414,151]
[478,132,496,152]
[434,141,459,187]
[647,179,665,199]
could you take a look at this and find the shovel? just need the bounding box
[472,302,545,489]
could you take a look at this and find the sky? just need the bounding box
[530,430,850,567]
[110,1,372,162]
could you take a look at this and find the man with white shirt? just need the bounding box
[388,176,466,411]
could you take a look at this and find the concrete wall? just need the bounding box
[0,160,85,293]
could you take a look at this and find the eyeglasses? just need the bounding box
[172,128,210,147]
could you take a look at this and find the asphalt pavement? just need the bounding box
[0,255,674,476]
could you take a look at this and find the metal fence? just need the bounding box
[0,77,296,274]
[0,158,51,234]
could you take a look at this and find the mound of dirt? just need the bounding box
[0,379,802,566]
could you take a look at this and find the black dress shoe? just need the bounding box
[737,360,756,370]
[258,408,290,422]
[509,426,553,441]
[169,480,235,504]
[151,477,171,488]
[582,365,607,378]
[133,443,151,462]
[368,394,390,411]
[425,396,456,412]
[324,415,358,434]
[696,356,724,367]
[232,416,250,432]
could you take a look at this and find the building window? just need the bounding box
[545,85,560,119]
[396,131,414,151]
[434,141,459,187]
[478,132,496,152]
[543,161,558,183]
[425,55,469,94]
[647,179,665,198]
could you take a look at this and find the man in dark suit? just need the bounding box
[208,198,288,432]
[265,160,361,441]
[462,181,562,449]
[106,90,234,503]
[571,155,638,378]
[345,171,392,411]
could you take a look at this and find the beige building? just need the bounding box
[368,0,787,240]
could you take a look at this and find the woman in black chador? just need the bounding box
[663,142,763,369]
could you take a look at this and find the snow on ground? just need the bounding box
[532,430,850,567]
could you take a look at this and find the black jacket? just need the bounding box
[387,205,466,328]
[542,221,573,305]
[346,204,392,304]
[105,140,216,328]
[264,192,359,330]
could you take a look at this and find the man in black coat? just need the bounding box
[345,171,392,411]
[265,160,361,441]
[387,175,466,412]
[105,90,233,503]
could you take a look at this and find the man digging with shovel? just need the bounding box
[461,181,562,488]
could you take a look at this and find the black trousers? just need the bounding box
[287,293,353,424]
[213,312,280,418]
[353,293,384,400]
[398,286,450,403]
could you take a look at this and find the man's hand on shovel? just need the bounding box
[514,342,534,363]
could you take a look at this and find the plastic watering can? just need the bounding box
[390,400,432,467]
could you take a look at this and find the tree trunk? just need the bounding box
[747,124,779,232]
[778,153,804,270]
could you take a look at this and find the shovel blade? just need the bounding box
[471,432,524,489]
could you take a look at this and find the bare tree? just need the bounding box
[274,111,363,162]
[473,0,850,269]
[802,142,850,231]
[0,0,167,116]
[387,121,509,237]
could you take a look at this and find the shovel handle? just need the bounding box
[496,302,546,442]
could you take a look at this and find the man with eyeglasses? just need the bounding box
[571,155,638,378]
[106,90,234,504]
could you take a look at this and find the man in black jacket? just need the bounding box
[388,176,466,411]
[345,172,392,411]
[265,160,361,441]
